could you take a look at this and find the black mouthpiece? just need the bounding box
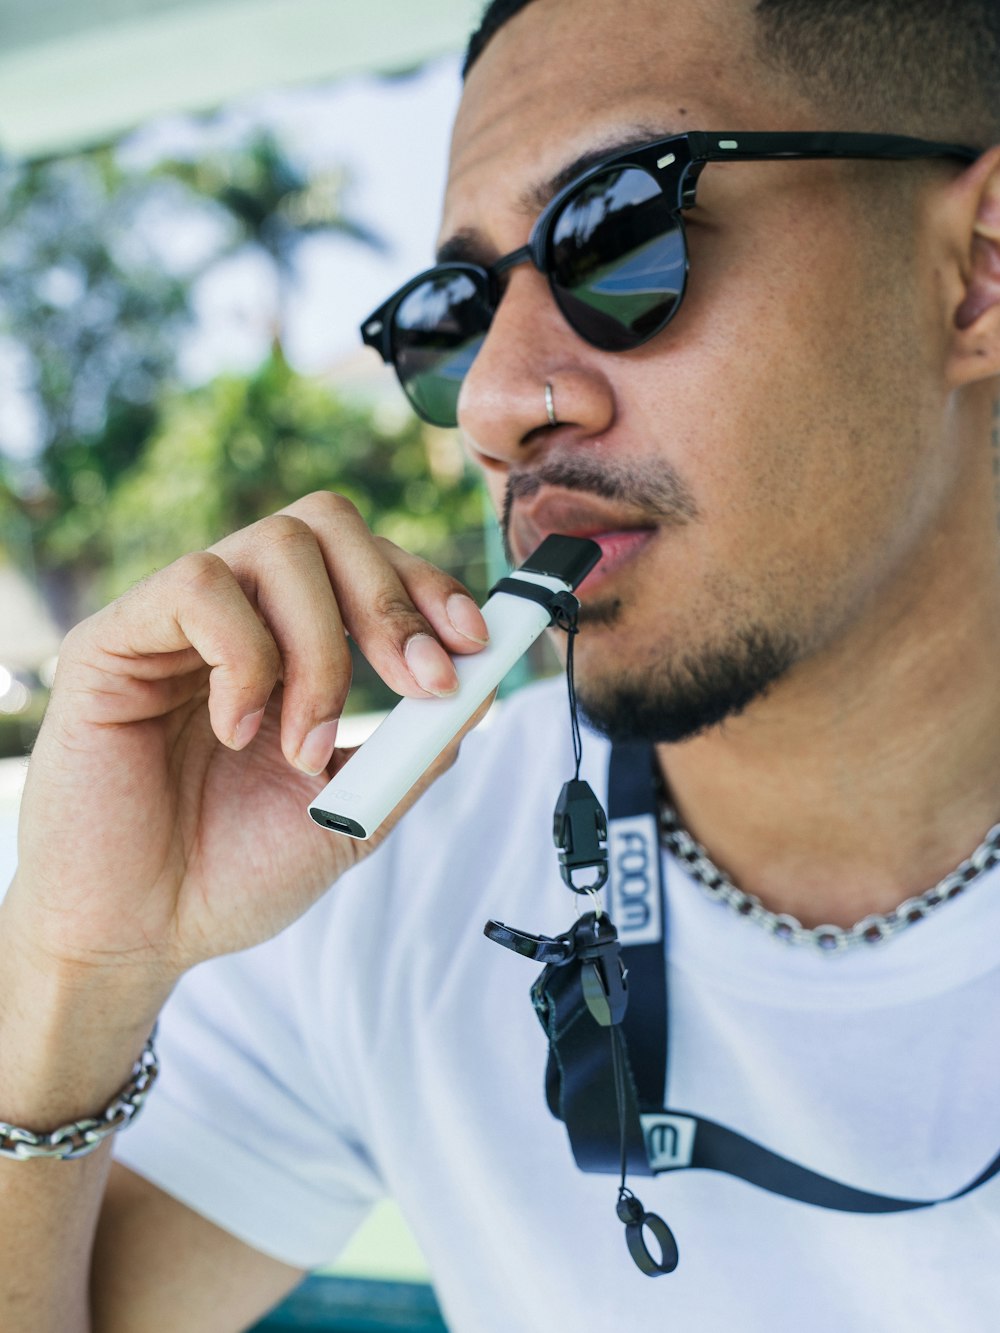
[519,535,602,590]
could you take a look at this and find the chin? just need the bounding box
[575,623,800,745]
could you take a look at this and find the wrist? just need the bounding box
[0,898,173,1129]
[0,1035,159,1160]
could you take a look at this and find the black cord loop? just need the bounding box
[618,1191,680,1277]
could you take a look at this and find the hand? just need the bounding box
[8,492,490,985]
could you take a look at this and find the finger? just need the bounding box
[209,515,353,775]
[65,553,282,748]
[372,537,489,656]
[279,492,461,700]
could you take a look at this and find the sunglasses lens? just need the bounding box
[548,167,686,350]
[391,270,491,426]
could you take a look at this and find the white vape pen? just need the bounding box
[307,534,601,839]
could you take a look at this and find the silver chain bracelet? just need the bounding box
[0,1036,159,1161]
[659,805,1000,954]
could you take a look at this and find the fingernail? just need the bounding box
[405,634,459,696]
[446,593,489,644]
[295,719,339,775]
[232,708,265,750]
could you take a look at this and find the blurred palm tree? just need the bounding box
[0,126,385,625]
[157,128,385,342]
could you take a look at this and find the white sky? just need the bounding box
[124,55,464,383]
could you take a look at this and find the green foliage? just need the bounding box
[0,691,46,760]
[97,346,485,605]
[0,130,381,528]
[0,126,490,717]
[91,347,487,712]
[0,148,191,480]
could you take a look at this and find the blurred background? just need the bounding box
[0,0,502,765]
[0,3,524,1327]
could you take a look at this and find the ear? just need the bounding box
[948,145,1000,385]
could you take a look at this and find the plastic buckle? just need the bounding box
[553,779,609,893]
[483,921,575,965]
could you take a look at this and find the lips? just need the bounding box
[509,490,659,589]
[582,527,656,575]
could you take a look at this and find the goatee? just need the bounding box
[577,623,800,744]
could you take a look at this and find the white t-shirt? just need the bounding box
[116,677,1000,1332]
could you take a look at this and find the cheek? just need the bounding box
[615,224,952,666]
[629,210,931,571]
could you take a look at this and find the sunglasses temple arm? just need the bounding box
[687,131,979,165]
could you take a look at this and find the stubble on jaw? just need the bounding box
[498,454,800,743]
[575,621,801,744]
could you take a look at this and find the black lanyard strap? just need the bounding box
[532,945,650,1176]
[640,1108,1000,1212]
[606,740,670,1112]
[532,739,1000,1214]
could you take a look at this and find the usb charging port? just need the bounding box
[308,808,366,839]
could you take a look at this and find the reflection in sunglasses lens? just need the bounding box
[387,169,687,425]
[393,271,490,426]
[549,167,686,350]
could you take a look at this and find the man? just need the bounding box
[2,0,1000,1327]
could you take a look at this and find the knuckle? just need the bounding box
[437,573,472,601]
[57,617,90,659]
[290,490,363,526]
[255,513,314,552]
[369,588,425,634]
[171,550,233,595]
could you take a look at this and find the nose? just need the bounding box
[456,266,616,475]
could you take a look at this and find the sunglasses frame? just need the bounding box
[361,130,981,423]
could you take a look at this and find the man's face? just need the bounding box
[440,0,952,741]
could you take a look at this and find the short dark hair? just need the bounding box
[463,0,1000,146]
[463,0,533,78]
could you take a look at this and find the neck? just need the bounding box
[657,462,1000,930]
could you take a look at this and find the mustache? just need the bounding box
[501,454,700,554]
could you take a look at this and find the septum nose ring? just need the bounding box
[545,382,557,427]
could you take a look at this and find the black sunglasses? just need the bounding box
[361,131,979,428]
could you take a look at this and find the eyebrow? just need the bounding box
[519,125,671,213]
[436,123,678,265]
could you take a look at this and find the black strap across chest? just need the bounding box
[532,740,1000,1212]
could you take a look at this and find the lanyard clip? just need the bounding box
[570,911,628,1027]
[483,921,575,965]
[553,779,609,894]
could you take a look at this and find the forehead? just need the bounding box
[440,0,815,246]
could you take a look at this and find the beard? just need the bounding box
[498,451,799,742]
[575,618,800,745]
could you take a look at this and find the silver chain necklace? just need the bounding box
[657,804,1000,954]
